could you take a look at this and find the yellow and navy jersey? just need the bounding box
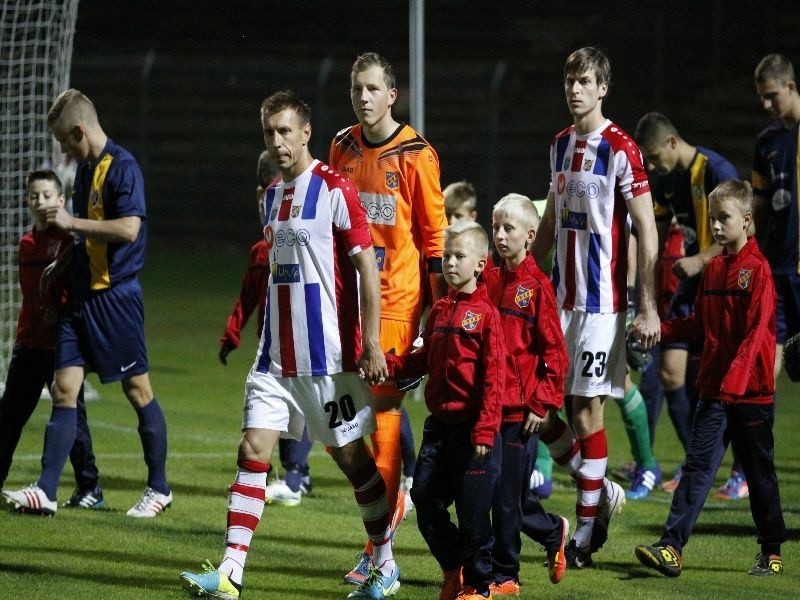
[71,138,147,293]
[752,120,800,274]
[329,123,447,323]
[651,146,739,256]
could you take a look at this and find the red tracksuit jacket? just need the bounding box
[484,253,568,420]
[16,227,71,350]
[385,284,505,447]
[220,239,269,350]
[661,237,775,404]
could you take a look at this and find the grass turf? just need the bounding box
[1,244,798,599]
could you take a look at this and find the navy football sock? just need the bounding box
[38,406,77,500]
[665,386,693,453]
[136,399,169,494]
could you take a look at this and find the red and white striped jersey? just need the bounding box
[548,119,650,313]
[254,160,373,377]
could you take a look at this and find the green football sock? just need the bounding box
[615,385,657,469]
[535,439,553,479]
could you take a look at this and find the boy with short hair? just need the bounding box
[0,169,101,513]
[385,221,504,600]
[484,194,570,594]
[635,180,787,578]
[444,180,478,225]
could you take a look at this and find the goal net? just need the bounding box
[1,1,80,385]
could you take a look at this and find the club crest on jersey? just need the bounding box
[583,159,594,172]
[515,285,533,308]
[270,207,279,221]
[562,157,570,171]
[291,205,302,218]
[385,171,400,190]
[461,310,482,331]
[89,190,100,208]
[263,225,274,249]
[738,268,752,289]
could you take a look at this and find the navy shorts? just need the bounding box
[57,277,149,383]
[774,271,800,344]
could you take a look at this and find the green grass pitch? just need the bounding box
[0,245,798,599]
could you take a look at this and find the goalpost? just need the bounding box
[1,1,80,385]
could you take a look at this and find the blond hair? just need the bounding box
[446,220,489,257]
[708,180,754,214]
[754,53,796,86]
[444,180,477,215]
[47,88,98,130]
[493,193,540,231]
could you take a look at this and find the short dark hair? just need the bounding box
[351,52,396,89]
[260,90,311,126]
[565,46,611,88]
[27,169,63,195]
[634,112,679,147]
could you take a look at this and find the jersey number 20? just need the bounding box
[325,395,357,429]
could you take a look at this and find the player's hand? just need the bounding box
[44,205,76,232]
[521,411,545,437]
[358,343,389,386]
[672,255,704,280]
[631,309,661,350]
[474,444,490,459]
[219,341,235,365]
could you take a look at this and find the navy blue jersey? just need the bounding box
[652,146,739,257]
[71,138,147,293]
[752,120,800,274]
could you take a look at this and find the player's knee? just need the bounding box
[238,429,277,463]
[330,438,371,476]
[49,383,78,407]
[121,374,153,407]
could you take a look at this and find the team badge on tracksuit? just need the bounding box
[462,310,482,331]
[738,268,752,289]
[515,285,533,308]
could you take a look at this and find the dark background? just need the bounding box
[69,0,800,248]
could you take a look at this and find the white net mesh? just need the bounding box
[1,0,79,380]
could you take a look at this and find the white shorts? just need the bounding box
[560,309,626,399]
[242,369,377,448]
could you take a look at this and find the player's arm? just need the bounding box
[351,246,388,384]
[628,191,661,348]
[673,242,722,280]
[411,146,448,301]
[530,191,556,268]
[45,204,141,243]
[429,270,447,302]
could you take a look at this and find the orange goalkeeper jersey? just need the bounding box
[330,123,447,323]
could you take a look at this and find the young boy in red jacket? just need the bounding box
[385,221,505,600]
[635,180,787,578]
[483,194,570,594]
[0,169,101,512]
